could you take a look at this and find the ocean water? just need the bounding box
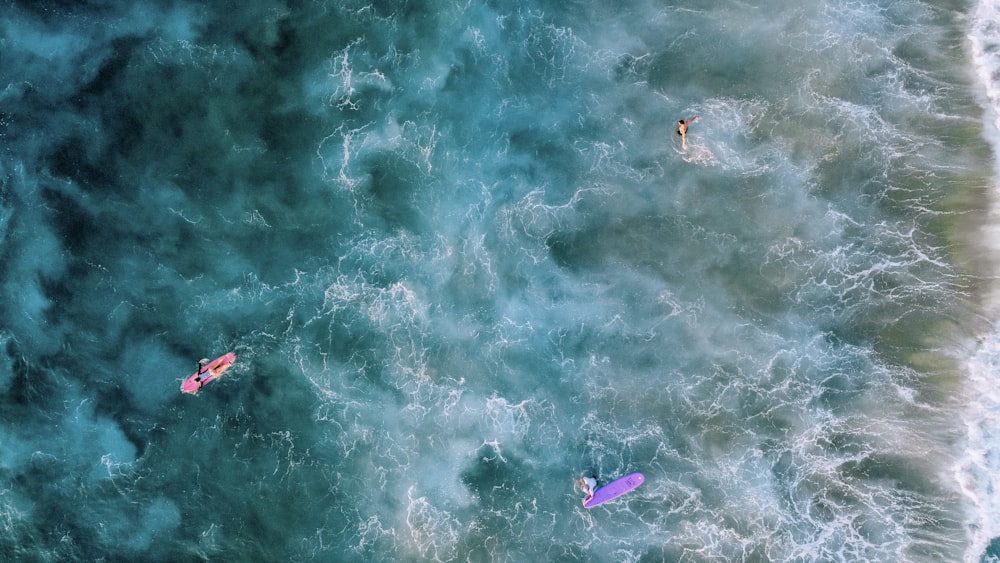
[3,0,1000,561]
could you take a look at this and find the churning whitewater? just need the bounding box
[3,0,1000,561]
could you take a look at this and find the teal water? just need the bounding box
[2,1,999,561]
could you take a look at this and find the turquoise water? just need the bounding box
[3,1,1000,561]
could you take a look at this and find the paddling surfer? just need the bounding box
[677,115,700,150]
[194,358,210,387]
[575,475,597,504]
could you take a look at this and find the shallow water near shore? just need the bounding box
[3,0,1000,561]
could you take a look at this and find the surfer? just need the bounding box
[193,358,210,387]
[677,115,700,150]
[575,475,597,504]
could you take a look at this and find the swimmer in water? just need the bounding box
[677,115,700,150]
[575,475,597,505]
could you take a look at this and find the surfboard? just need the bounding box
[180,352,236,394]
[583,472,645,508]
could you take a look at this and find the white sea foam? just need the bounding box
[970,0,1000,137]
[971,0,1000,306]
[963,2,1000,561]
[959,331,1000,562]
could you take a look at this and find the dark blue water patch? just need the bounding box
[203,3,362,72]
[81,49,330,211]
[1,370,140,559]
[7,0,115,19]
[456,443,565,560]
[39,182,101,257]
[983,537,1000,563]
[359,151,429,233]
[1,339,61,410]
[546,216,681,275]
[462,443,525,503]
[121,370,350,560]
[45,137,118,195]
[75,36,144,102]
[507,125,583,184]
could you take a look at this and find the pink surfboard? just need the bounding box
[180,352,236,394]
[583,472,645,508]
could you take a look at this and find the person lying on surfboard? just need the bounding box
[677,115,700,150]
[574,475,597,504]
[181,353,236,394]
[193,358,210,388]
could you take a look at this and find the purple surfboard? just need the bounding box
[583,472,645,508]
